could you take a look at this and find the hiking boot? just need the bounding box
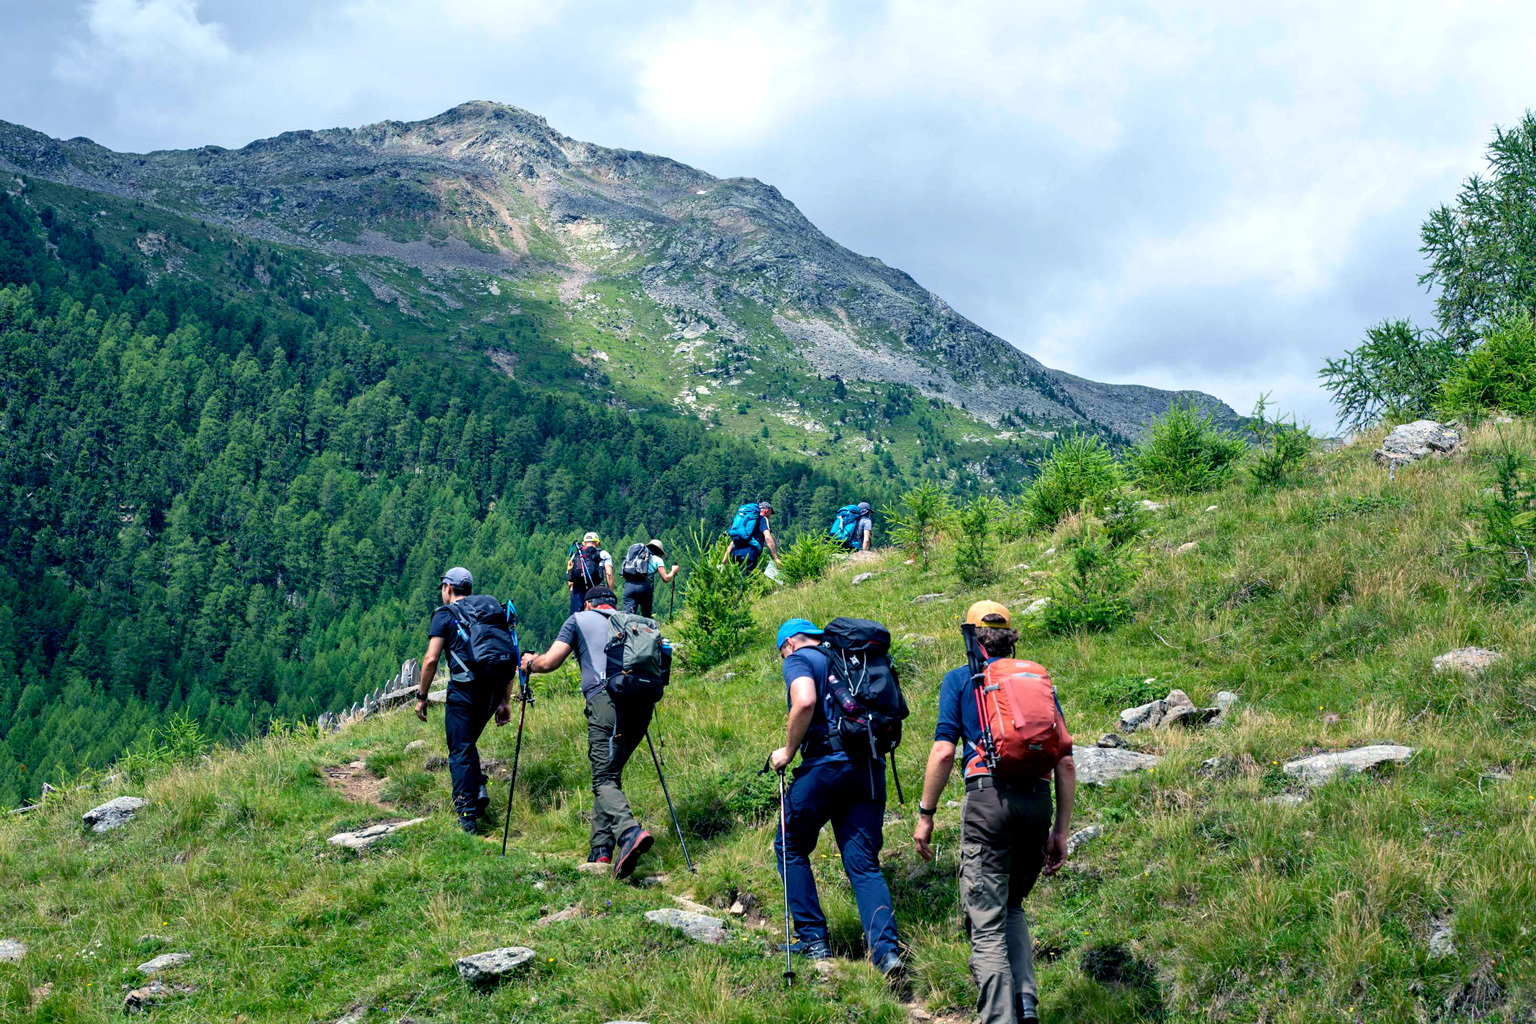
[776,939,831,960]
[875,951,904,977]
[457,814,480,834]
[588,846,613,864]
[475,784,491,817]
[613,826,653,880]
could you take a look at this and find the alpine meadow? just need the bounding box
[1,90,1535,1024]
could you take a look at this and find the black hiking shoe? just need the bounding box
[875,951,904,977]
[776,939,831,960]
[588,846,613,864]
[613,826,653,880]
[458,814,480,834]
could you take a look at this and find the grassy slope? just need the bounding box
[4,421,1535,1023]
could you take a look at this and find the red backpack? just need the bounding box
[962,625,1071,783]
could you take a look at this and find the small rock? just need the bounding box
[1137,500,1164,512]
[137,952,192,975]
[1264,793,1305,807]
[424,755,448,771]
[1283,744,1415,786]
[135,934,171,950]
[1173,541,1198,556]
[852,572,876,585]
[913,593,945,604]
[1066,824,1103,855]
[123,981,196,1013]
[1165,689,1194,710]
[672,894,717,915]
[576,860,609,874]
[1198,756,1224,775]
[532,881,547,890]
[1023,597,1050,615]
[1096,733,1125,748]
[723,672,736,680]
[348,760,366,769]
[0,938,25,963]
[1429,919,1456,959]
[1043,547,1056,557]
[1480,769,1512,784]
[327,817,429,851]
[455,946,535,987]
[1432,647,1503,677]
[944,800,960,808]
[1494,414,1515,424]
[812,959,836,977]
[900,633,936,646]
[1213,691,1239,712]
[335,1004,368,1024]
[1119,699,1165,733]
[644,908,727,944]
[728,900,746,915]
[635,874,670,886]
[534,906,584,927]
[31,982,53,1002]
[1073,747,1161,785]
[1204,505,1218,512]
[1373,420,1460,465]
[1011,563,1031,571]
[404,739,427,754]
[82,795,146,833]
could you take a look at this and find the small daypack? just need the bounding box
[568,544,604,587]
[599,609,672,704]
[962,623,1071,783]
[621,543,653,582]
[828,505,862,546]
[727,503,762,547]
[819,617,909,759]
[443,595,518,684]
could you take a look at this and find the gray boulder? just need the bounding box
[1283,744,1414,786]
[82,795,146,833]
[404,739,427,753]
[137,952,192,976]
[1096,733,1125,749]
[123,981,196,1013]
[455,946,535,987]
[1066,824,1103,855]
[1374,420,1460,466]
[327,817,429,851]
[644,908,728,945]
[1119,699,1165,733]
[1214,691,1240,712]
[1429,920,1456,959]
[1432,647,1503,677]
[851,572,876,585]
[0,938,25,963]
[912,593,944,604]
[1074,747,1161,785]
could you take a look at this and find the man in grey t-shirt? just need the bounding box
[521,585,655,879]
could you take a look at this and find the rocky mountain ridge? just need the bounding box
[0,101,1235,440]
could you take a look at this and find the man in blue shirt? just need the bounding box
[912,601,1077,1024]
[768,618,903,976]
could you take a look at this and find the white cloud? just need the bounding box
[56,0,233,83]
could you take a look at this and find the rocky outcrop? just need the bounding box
[1432,648,1503,677]
[1074,747,1161,785]
[644,908,728,945]
[327,817,429,850]
[1119,689,1236,733]
[137,952,192,976]
[455,946,535,987]
[123,981,197,1013]
[82,796,146,833]
[1374,421,1460,466]
[1283,744,1414,786]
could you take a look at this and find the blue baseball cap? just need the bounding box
[776,618,823,649]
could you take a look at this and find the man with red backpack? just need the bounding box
[912,601,1076,1024]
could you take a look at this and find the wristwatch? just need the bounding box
[416,691,429,701]
[918,804,937,818]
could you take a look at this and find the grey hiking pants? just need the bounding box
[960,778,1053,1023]
[585,689,653,851]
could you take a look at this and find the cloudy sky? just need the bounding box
[6,0,1536,429]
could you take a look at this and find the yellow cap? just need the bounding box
[964,600,1012,627]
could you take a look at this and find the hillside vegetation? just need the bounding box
[4,419,1533,1023]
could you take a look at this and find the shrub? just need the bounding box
[885,481,956,570]
[1097,492,1151,548]
[117,713,210,784]
[1319,318,1458,431]
[1442,311,1536,416]
[776,532,840,587]
[1019,433,1121,532]
[1126,402,1247,495]
[954,495,1005,586]
[1041,519,1138,634]
[1465,443,1536,599]
[1246,392,1313,489]
[677,527,760,669]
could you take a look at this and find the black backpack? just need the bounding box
[568,544,604,587]
[819,617,909,759]
[621,543,653,583]
[443,595,518,684]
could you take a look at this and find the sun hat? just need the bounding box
[647,539,666,557]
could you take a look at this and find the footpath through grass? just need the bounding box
[3,421,1535,1023]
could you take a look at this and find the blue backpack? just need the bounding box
[727,502,762,548]
[828,505,862,545]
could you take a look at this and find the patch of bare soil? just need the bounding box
[321,761,389,806]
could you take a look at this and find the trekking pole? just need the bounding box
[889,756,906,807]
[645,731,695,873]
[763,759,796,985]
[668,578,676,620]
[500,672,530,858]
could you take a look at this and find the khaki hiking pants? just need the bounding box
[960,779,1053,1023]
[585,689,653,851]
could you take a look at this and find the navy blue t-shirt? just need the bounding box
[782,646,847,766]
[429,606,472,682]
[935,661,1071,780]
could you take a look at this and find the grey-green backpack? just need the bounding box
[598,610,672,702]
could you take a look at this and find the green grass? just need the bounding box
[4,421,1536,1021]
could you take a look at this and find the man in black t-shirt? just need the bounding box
[413,566,512,833]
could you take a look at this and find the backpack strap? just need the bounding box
[439,603,475,679]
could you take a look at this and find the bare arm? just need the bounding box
[659,564,679,583]
[605,562,615,589]
[769,675,817,771]
[861,529,871,552]
[522,640,573,675]
[1042,755,1076,875]
[415,636,444,721]
[764,527,780,561]
[912,739,957,860]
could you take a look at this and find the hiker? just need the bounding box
[567,531,615,614]
[520,584,655,878]
[768,617,904,976]
[829,501,874,551]
[912,601,1077,1024]
[413,567,516,833]
[723,500,780,572]
[620,538,678,617]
